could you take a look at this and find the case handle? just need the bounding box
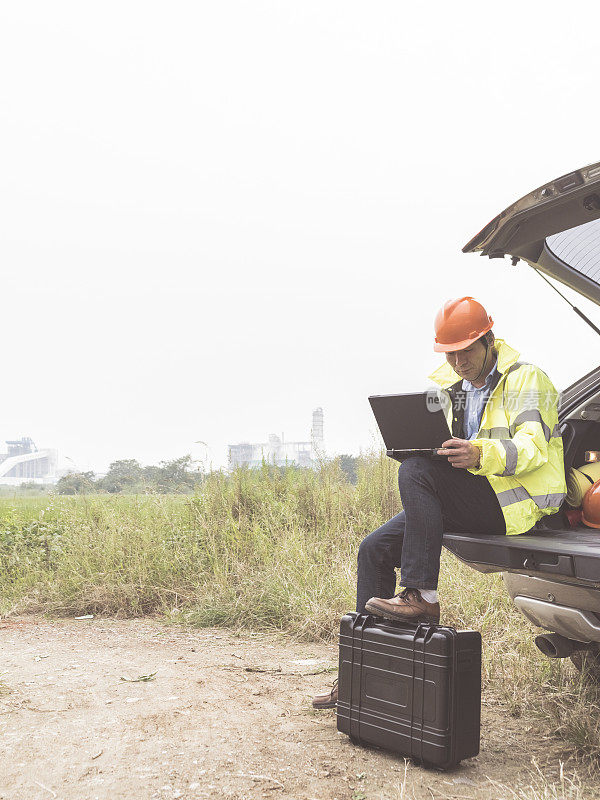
[413,622,438,644]
[351,613,374,631]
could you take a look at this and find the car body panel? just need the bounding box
[559,364,600,419]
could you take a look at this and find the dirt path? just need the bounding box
[0,616,595,800]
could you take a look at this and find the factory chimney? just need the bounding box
[311,407,324,443]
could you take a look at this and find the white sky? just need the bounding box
[1,1,600,472]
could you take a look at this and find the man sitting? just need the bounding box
[312,296,566,709]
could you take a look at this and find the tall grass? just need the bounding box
[0,454,599,760]
[0,456,398,631]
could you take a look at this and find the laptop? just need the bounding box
[369,392,452,462]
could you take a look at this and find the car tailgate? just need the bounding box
[443,529,600,584]
[462,162,600,307]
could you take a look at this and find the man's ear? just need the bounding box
[486,331,495,346]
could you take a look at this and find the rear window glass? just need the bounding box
[546,217,600,281]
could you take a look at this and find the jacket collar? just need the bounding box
[462,359,498,391]
[427,339,521,389]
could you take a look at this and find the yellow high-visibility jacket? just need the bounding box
[428,339,566,536]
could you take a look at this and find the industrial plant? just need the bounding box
[228,408,324,469]
[0,437,58,485]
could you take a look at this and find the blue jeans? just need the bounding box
[356,457,506,613]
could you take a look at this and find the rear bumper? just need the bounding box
[512,597,600,643]
[503,573,600,642]
[502,573,600,612]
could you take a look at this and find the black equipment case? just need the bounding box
[337,613,482,770]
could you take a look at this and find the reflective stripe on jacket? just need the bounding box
[428,339,566,536]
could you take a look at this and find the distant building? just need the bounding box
[228,408,324,469]
[0,437,58,485]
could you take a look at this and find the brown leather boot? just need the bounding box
[311,678,338,709]
[365,588,440,624]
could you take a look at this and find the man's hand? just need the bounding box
[438,438,480,469]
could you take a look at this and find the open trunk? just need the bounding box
[444,162,600,590]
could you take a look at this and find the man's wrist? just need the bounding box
[472,442,482,468]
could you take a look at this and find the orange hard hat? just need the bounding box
[433,297,494,353]
[582,479,600,529]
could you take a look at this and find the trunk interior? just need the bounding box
[442,383,600,586]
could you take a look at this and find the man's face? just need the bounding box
[445,338,488,381]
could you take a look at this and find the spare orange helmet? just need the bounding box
[582,479,600,529]
[433,297,494,353]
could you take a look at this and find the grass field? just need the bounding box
[0,455,599,764]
